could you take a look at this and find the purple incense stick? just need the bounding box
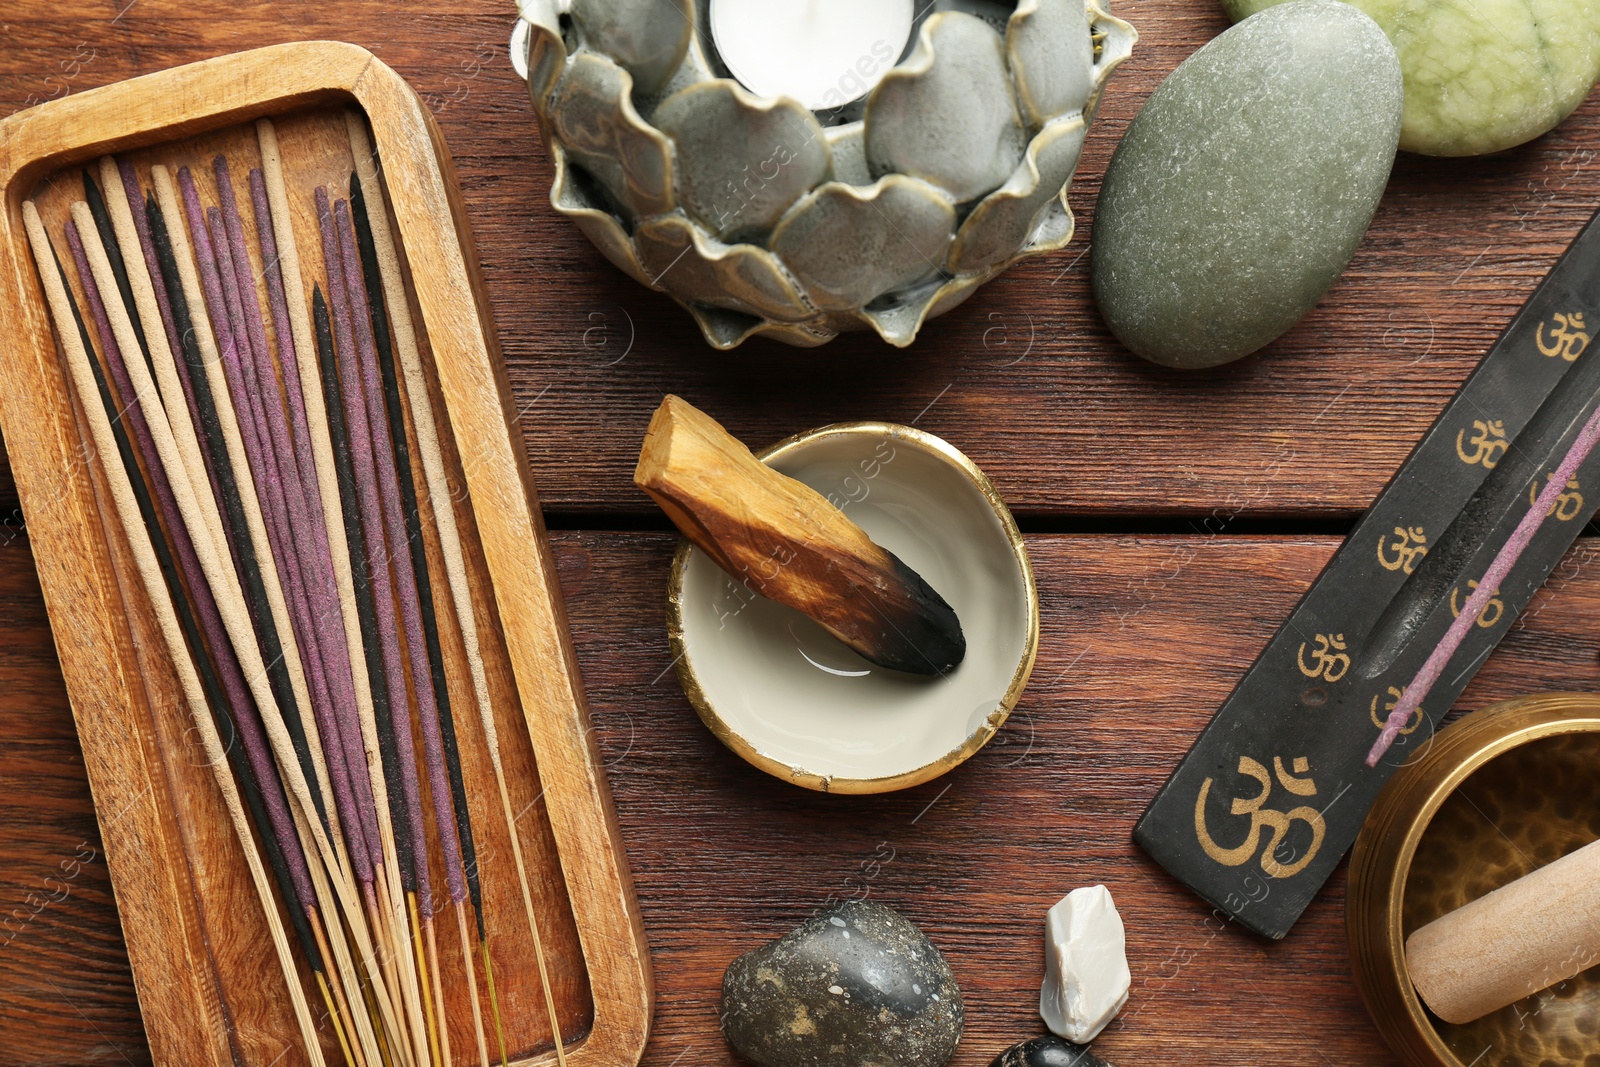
[63,217,316,916]
[116,162,186,399]
[116,161,229,530]
[206,198,375,886]
[334,197,467,910]
[1368,400,1600,765]
[241,166,384,873]
[316,186,431,909]
[172,168,331,840]
[179,166,372,884]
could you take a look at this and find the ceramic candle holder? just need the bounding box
[666,423,1038,792]
[510,0,1136,349]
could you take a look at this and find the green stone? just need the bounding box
[1092,0,1401,369]
[1223,0,1600,156]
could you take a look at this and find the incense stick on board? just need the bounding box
[206,160,375,881]
[347,109,564,1067]
[252,127,416,1021]
[1368,398,1600,764]
[66,209,363,1067]
[180,160,341,851]
[24,200,329,1067]
[316,185,436,1067]
[149,164,387,1067]
[350,167,494,1067]
[335,189,479,1067]
[124,183,411,1067]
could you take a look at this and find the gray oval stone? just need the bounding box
[721,900,964,1067]
[1091,0,1402,369]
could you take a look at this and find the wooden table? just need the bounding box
[4,2,1600,1064]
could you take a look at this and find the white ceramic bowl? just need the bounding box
[667,422,1038,793]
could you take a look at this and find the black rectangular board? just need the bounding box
[1135,207,1600,940]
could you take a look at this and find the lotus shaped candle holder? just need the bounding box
[510,0,1136,349]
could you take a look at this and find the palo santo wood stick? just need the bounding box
[1406,836,1600,1023]
[635,395,966,675]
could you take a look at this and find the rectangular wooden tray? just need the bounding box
[0,41,650,1067]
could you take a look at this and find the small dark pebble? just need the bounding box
[721,899,963,1067]
[990,1035,1112,1067]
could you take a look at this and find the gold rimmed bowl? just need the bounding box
[1347,692,1600,1067]
[666,422,1038,793]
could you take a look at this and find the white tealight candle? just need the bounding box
[710,0,913,111]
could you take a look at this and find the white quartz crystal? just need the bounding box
[1039,884,1130,1043]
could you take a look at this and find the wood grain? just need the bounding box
[5,0,1600,521]
[5,3,1600,1067]
[7,531,1600,1065]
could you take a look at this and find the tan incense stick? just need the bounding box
[346,108,567,1067]
[255,122,431,1067]
[149,164,392,1067]
[96,157,213,531]
[258,114,407,936]
[76,196,413,1065]
[24,199,327,1067]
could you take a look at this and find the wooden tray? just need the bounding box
[0,41,650,1067]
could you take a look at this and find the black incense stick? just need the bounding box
[80,169,149,363]
[350,172,486,930]
[53,233,324,977]
[313,286,417,897]
[174,168,332,834]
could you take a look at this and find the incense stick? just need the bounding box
[335,189,475,1065]
[149,168,390,1067]
[79,169,149,361]
[316,186,436,1067]
[148,166,394,1067]
[349,171,494,1067]
[346,110,564,1067]
[253,124,413,1006]
[25,200,328,1067]
[73,204,365,1067]
[159,178,411,1067]
[250,165,386,876]
[177,167,342,847]
[98,157,215,521]
[206,163,377,886]
[1368,399,1600,764]
[313,283,419,949]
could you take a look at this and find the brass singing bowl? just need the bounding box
[1347,693,1600,1067]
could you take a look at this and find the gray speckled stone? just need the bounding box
[721,900,964,1067]
[1091,0,1402,369]
[989,1035,1112,1067]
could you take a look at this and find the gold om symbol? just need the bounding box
[1377,526,1428,573]
[1195,756,1326,879]
[1449,580,1503,629]
[1529,474,1584,521]
[1296,633,1350,682]
[1455,419,1508,469]
[1370,685,1423,736]
[1536,311,1590,362]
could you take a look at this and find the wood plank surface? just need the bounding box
[6,1,1600,1065]
[3,0,1600,520]
[6,530,1600,1066]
